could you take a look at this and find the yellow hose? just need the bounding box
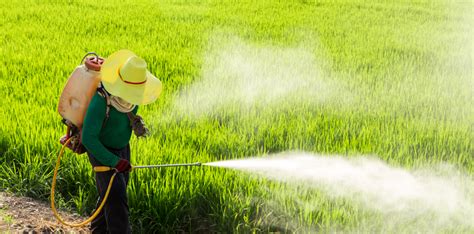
[51,137,116,227]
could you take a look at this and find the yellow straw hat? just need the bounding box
[100,49,162,105]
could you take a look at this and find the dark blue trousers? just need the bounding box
[88,145,131,234]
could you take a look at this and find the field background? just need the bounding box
[1,0,472,233]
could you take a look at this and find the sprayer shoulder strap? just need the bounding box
[126,112,135,123]
[97,88,111,126]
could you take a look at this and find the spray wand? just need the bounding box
[93,162,202,172]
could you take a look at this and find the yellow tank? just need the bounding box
[58,53,104,129]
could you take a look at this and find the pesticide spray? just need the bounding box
[167,29,473,232]
[205,152,474,231]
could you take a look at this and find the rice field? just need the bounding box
[0,0,472,232]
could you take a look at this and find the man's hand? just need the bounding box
[114,159,132,173]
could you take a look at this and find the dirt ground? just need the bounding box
[0,192,89,233]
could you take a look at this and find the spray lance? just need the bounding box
[52,52,201,227]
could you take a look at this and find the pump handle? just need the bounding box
[80,52,99,64]
[80,52,104,71]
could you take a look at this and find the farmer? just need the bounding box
[82,49,162,234]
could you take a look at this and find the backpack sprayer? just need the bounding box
[52,52,201,227]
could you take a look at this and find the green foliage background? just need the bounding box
[0,0,472,232]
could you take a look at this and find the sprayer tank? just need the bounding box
[58,56,103,129]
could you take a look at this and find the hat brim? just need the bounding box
[101,50,162,105]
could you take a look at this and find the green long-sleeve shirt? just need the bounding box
[82,92,138,167]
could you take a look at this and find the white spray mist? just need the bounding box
[206,152,474,231]
[172,35,345,118]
